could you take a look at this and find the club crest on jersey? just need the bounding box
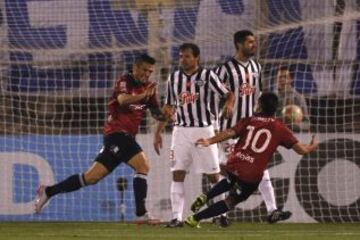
[179,92,199,105]
[252,72,259,78]
[239,83,256,96]
[195,80,205,86]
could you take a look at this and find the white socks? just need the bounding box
[170,181,185,221]
[258,170,277,213]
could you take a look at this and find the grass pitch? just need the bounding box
[0,222,359,240]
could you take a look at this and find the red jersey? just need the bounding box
[103,73,160,136]
[226,115,298,183]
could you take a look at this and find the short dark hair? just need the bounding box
[134,53,156,65]
[179,43,200,57]
[234,30,254,48]
[278,65,294,79]
[258,92,279,116]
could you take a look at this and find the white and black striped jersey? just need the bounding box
[215,57,262,130]
[165,68,229,127]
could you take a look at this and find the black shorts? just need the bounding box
[94,132,142,172]
[227,172,260,204]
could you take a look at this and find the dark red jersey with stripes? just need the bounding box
[226,115,298,183]
[103,73,160,136]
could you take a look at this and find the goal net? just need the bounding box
[0,0,359,223]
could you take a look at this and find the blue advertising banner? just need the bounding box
[0,135,135,221]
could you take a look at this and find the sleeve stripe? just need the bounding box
[209,70,228,96]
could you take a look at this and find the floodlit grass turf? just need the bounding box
[0,222,359,240]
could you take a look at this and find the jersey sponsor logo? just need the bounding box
[179,92,199,105]
[239,83,256,96]
[234,151,255,163]
[129,104,147,110]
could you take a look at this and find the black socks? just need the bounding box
[45,174,86,198]
[133,174,148,217]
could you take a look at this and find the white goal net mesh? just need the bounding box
[0,0,359,223]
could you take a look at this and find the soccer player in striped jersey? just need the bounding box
[34,54,171,224]
[153,43,234,227]
[214,30,291,223]
[185,93,318,228]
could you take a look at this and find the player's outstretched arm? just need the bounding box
[292,135,319,155]
[196,128,236,147]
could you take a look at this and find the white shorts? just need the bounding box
[218,138,237,165]
[170,125,220,174]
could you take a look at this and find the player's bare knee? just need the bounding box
[207,173,220,184]
[84,175,101,185]
[128,152,150,174]
[134,164,149,175]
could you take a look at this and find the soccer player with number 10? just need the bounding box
[185,92,318,228]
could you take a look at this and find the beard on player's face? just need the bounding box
[236,45,256,60]
[181,62,197,71]
[243,46,256,57]
[179,49,200,73]
[180,58,199,72]
[241,36,257,58]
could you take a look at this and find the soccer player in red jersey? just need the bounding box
[35,54,170,223]
[185,92,318,227]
